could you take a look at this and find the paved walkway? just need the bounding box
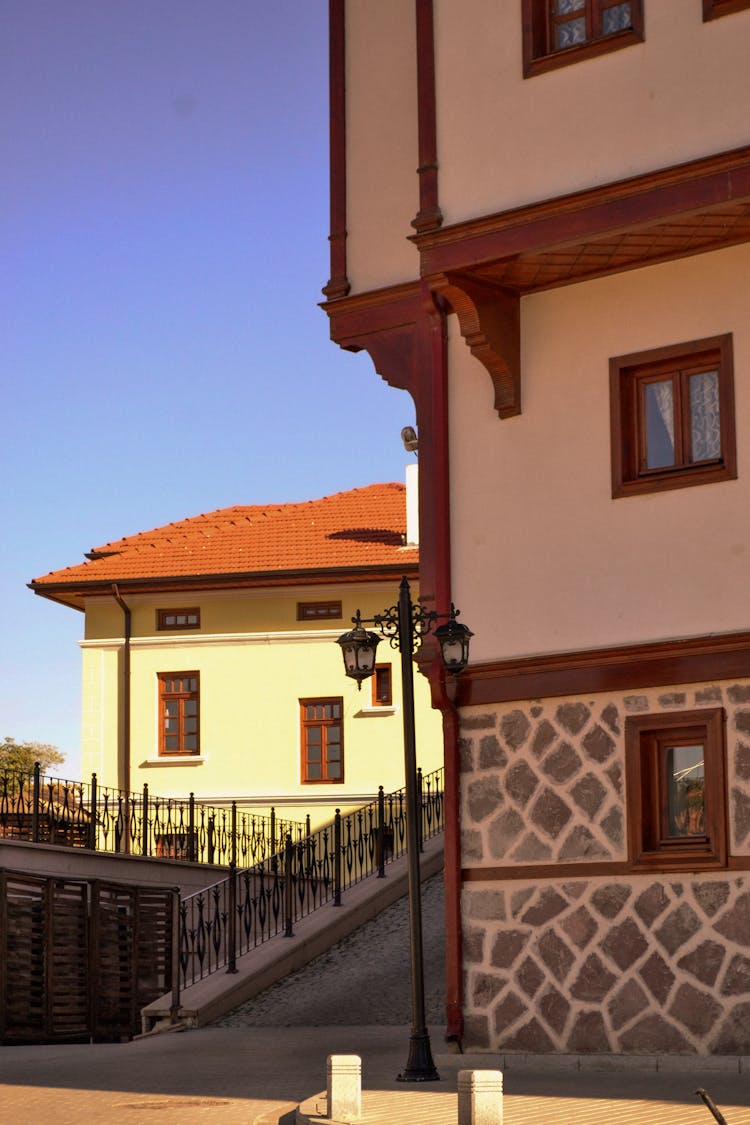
[3,874,750,1122]
[2,1025,750,1124]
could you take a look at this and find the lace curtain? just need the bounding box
[689,370,721,461]
[648,371,720,466]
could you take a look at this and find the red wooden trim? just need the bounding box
[414,144,750,278]
[322,0,349,299]
[457,630,750,707]
[412,0,441,234]
[610,333,737,498]
[522,0,644,78]
[625,707,727,870]
[431,272,520,418]
[704,0,750,18]
[462,855,750,881]
[324,282,424,396]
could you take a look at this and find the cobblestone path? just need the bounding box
[217,873,446,1026]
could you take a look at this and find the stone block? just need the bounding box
[458,1068,503,1125]
[327,1054,361,1123]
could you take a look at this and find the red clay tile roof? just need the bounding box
[31,483,417,596]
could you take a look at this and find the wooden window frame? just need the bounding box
[158,672,200,757]
[297,600,343,622]
[625,708,727,870]
[522,0,644,78]
[372,664,393,707]
[157,608,200,631]
[703,0,750,19]
[300,697,344,784]
[610,334,736,498]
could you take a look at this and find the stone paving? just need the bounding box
[217,872,446,1027]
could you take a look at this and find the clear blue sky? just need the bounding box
[1,1,415,776]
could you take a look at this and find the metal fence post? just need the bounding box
[333,808,342,907]
[284,834,294,937]
[170,887,181,1023]
[207,814,215,865]
[377,786,386,878]
[142,783,149,857]
[305,813,311,839]
[270,806,276,855]
[417,767,424,853]
[227,803,238,972]
[32,762,40,844]
[89,772,98,850]
[188,792,196,862]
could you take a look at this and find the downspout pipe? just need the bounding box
[112,585,131,794]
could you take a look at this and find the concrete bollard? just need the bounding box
[458,1068,503,1125]
[327,1054,362,1123]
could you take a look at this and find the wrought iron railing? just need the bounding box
[178,766,444,991]
[0,765,305,868]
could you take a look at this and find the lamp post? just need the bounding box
[337,576,472,1082]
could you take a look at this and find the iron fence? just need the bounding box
[178,766,444,989]
[0,765,305,869]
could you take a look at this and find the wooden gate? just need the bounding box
[0,870,176,1044]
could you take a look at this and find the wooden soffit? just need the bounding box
[413,144,750,417]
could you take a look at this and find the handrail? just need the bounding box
[0,764,305,868]
[177,766,444,990]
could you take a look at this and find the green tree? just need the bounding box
[0,738,65,776]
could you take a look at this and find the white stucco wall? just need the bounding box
[449,242,750,663]
[345,0,419,292]
[434,0,750,224]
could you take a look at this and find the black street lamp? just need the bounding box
[336,576,472,1082]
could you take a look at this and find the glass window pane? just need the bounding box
[555,16,586,48]
[165,736,178,751]
[188,678,198,692]
[554,0,585,12]
[165,718,177,732]
[307,745,322,763]
[184,735,198,751]
[184,718,198,734]
[644,380,675,469]
[327,761,342,779]
[602,2,631,34]
[307,763,321,779]
[666,743,705,837]
[165,701,178,716]
[689,370,721,462]
[184,701,198,716]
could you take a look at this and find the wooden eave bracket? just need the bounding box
[322,283,424,397]
[431,272,521,418]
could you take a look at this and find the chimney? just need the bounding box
[405,463,419,546]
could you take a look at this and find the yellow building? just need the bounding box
[30,478,442,828]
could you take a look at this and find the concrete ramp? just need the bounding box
[142,831,444,1032]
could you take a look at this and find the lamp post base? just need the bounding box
[397,1029,440,1082]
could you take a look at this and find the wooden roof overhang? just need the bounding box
[29,561,420,613]
[412,143,750,418]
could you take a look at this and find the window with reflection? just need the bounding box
[625,708,726,869]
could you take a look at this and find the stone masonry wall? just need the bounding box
[459,679,750,1054]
